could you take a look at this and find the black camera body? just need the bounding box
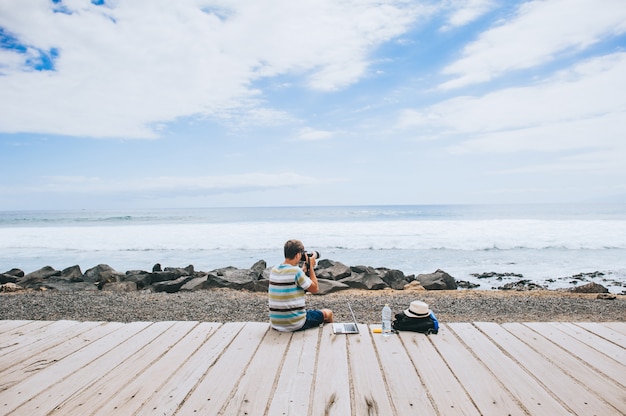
[301,250,321,261]
[300,251,321,276]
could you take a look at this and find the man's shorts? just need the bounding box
[298,309,324,331]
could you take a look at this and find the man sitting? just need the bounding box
[268,239,333,331]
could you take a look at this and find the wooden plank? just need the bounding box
[553,323,625,373]
[0,320,59,359]
[398,327,479,415]
[0,319,34,337]
[1,320,623,415]
[12,321,176,415]
[491,323,624,415]
[0,320,53,336]
[0,320,103,367]
[49,321,202,414]
[601,322,626,337]
[266,327,319,416]
[525,322,626,387]
[0,321,123,391]
[575,322,626,348]
[310,324,352,416]
[220,325,292,415]
[174,322,270,414]
[0,320,55,353]
[0,321,151,414]
[370,326,436,415]
[343,324,395,415]
[449,323,572,415]
[430,324,525,416]
[135,322,244,416]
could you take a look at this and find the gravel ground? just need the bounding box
[1,289,624,323]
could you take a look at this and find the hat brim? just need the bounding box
[404,308,430,318]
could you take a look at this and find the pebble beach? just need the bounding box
[1,289,624,324]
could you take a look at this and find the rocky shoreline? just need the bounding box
[2,261,624,324]
[2,259,623,295]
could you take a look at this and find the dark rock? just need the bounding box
[206,267,258,291]
[350,265,372,274]
[498,280,547,291]
[471,272,524,279]
[18,266,61,288]
[84,264,123,289]
[150,270,183,283]
[0,273,18,284]
[180,277,210,291]
[164,265,194,276]
[316,260,352,281]
[61,265,83,282]
[568,282,609,294]
[573,271,604,279]
[102,281,138,292]
[381,269,408,290]
[23,266,61,280]
[260,267,271,280]
[252,278,270,292]
[250,260,266,278]
[153,276,194,293]
[152,263,162,272]
[457,280,480,289]
[416,269,457,290]
[123,270,152,289]
[3,268,24,278]
[341,267,387,290]
[316,279,351,295]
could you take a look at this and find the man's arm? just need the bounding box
[305,257,319,294]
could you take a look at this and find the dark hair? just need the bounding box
[284,239,304,259]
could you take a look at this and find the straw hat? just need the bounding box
[404,301,431,318]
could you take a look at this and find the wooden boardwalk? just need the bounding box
[0,320,624,415]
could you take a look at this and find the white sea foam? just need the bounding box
[2,219,625,251]
[1,206,625,293]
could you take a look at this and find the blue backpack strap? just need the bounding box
[429,311,439,332]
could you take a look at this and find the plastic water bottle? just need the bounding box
[382,304,392,337]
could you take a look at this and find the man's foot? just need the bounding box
[321,309,333,323]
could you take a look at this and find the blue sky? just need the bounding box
[1,0,625,210]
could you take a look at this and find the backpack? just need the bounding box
[392,311,439,334]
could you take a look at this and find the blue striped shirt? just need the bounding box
[268,263,312,331]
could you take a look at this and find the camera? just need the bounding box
[300,251,320,276]
[301,250,321,260]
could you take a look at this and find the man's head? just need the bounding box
[284,239,304,260]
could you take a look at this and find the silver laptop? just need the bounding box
[332,303,360,334]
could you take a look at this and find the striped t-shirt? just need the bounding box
[268,263,312,331]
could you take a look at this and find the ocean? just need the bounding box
[1,204,625,293]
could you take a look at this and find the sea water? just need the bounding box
[1,204,625,293]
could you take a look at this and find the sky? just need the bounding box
[1,0,625,210]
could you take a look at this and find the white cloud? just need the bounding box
[0,0,425,139]
[447,111,625,155]
[440,0,626,89]
[400,52,626,143]
[4,172,324,196]
[397,52,626,174]
[440,0,495,31]
[295,127,335,142]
